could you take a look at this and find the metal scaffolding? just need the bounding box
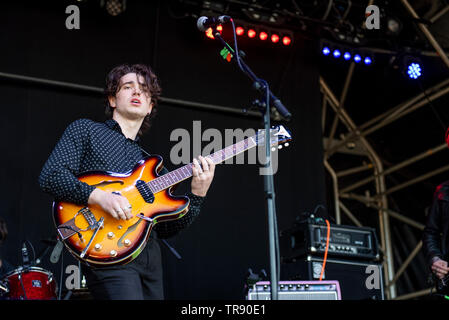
[321,0,449,300]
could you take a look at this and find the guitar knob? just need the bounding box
[284,143,289,147]
[124,239,132,247]
[107,232,115,239]
[94,244,102,251]
[110,250,117,257]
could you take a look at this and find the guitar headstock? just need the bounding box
[257,125,292,150]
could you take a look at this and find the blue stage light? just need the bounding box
[333,49,341,58]
[343,52,351,60]
[354,54,361,63]
[322,47,330,55]
[407,62,422,79]
[364,57,372,65]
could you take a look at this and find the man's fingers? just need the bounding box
[205,157,215,173]
[199,155,209,172]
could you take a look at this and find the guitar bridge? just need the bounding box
[57,207,100,240]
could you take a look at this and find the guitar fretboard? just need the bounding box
[146,135,259,193]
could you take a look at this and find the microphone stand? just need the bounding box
[211,26,290,300]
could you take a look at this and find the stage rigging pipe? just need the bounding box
[320,77,396,298]
[326,79,449,157]
[0,71,263,117]
[400,0,449,69]
[341,143,447,193]
[324,160,342,224]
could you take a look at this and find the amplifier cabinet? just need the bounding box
[280,220,380,262]
[246,280,341,300]
[281,256,384,300]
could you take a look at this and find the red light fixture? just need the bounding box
[259,31,268,41]
[205,25,223,39]
[282,36,291,46]
[271,34,280,43]
[236,26,244,36]
[247,29,256,38]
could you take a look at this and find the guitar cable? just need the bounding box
[319,219,331,281]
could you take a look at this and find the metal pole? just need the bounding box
[321,78,396,298]
[336,163,373,178]
[387,241,423,288]
[400,0,449,69]
[377,163,449,197]
[394,288,433,300]
[338,201,363,227]
[0,71,263,118]
[341,143,447,193]
[430,5,449,23]
[324,160,342,224]
[326,79,449,157]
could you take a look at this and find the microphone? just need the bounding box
[196,15,231,32]
[270,93,292,121]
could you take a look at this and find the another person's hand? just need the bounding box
[431,257,449,279]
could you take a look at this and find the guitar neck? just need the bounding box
[147,135,259,193]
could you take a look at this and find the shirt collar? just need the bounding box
[105,119,141,142]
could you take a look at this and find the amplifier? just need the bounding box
[280,218,380,262]
[246,281,341,300]
[281,257,384,300]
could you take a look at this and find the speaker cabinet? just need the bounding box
[281,256,384,300]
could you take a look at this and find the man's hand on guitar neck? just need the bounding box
[431,257,449,279]
[191,155,215,197]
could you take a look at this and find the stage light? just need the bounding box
[248,29,256,38]
[333,49,341,58]
[205,25,223,39]
[282,36,291,46]
[354,54,362,63]
[236,26,245,36]
[343,52,351,60]
[322,47,331,55]
[271,34,280,43]
[259,31,268,41]
[364,57,372,65]
[407,62,422,79]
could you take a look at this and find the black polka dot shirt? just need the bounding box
[38,118,205,239]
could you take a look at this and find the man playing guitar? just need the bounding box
[38,63,215,299]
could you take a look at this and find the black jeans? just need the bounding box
[83,237,164,300]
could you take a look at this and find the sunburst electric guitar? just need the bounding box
[53,125,291,267]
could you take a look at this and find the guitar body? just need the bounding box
[53,156,189,267]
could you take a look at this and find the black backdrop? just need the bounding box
[0,1,325,299]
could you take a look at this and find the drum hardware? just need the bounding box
[2,266,57,300]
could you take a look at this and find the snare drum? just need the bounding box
[4,266,57,300]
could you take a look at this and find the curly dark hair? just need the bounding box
[104,63,162,137]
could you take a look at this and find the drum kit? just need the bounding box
[0,240,60,300]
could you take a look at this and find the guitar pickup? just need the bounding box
[136,180,155,203]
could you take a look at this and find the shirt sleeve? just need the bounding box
[153,167,206,239]
[422,185,447,267]
[38,119,96,206]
